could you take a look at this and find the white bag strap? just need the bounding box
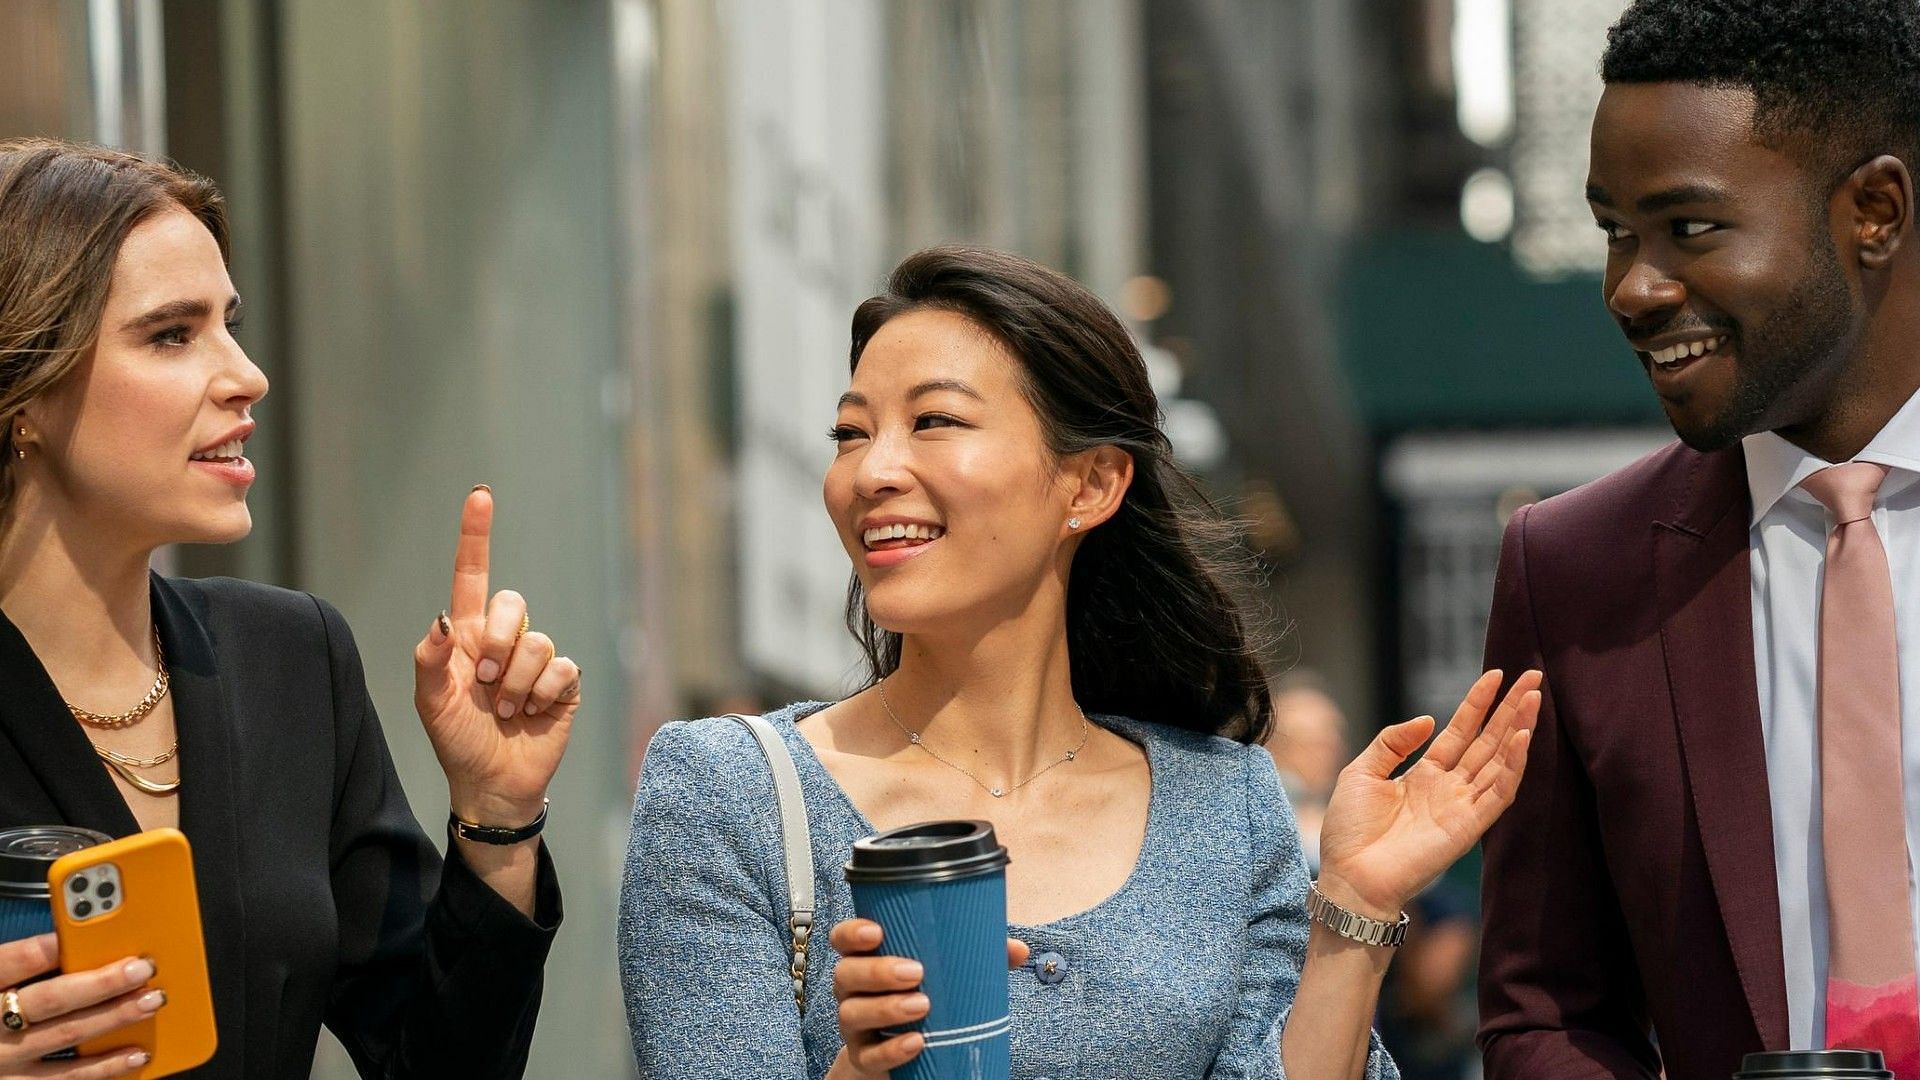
[725,713,815,1012]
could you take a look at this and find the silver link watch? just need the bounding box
[1306,881,1410,948]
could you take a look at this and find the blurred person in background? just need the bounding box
[1378,891,1480,1080]
[1263,669,1349,873]
[1268,672,1480,1080]
[0,138,574,1079]
[1478,2,1920,1077]
[622,245,1543,1080]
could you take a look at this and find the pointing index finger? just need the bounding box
[451,485,493,622]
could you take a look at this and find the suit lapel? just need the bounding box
[151,576,248,1076]
[0,608,139,835]
[1653,447,1790,1049]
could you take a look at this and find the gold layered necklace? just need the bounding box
[95,743,181,795]
[65,626,180,796]
[67,626,169,728]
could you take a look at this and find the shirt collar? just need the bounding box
[1742,387,1920,525]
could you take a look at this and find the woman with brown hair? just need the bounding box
[0,138,579,1078]
[621,245,1540,1079]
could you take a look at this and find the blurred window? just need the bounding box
[1383,429,1665,710]
[1511,0,1629,278]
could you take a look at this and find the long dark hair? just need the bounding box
[845,245,1274,744]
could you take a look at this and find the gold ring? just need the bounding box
[516,613,530,643]
[3,987,31,1032]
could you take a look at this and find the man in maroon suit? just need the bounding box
[1477,2,1920,1078]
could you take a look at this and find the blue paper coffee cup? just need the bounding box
[845,820,1012,1080]
[0,827,112,945]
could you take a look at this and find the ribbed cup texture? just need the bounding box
[850,872,1011,1080]
[0,897,52,945]
[1734,1048,1893,1078]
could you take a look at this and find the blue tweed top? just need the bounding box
[618,701,1398,1080]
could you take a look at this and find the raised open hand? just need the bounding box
[412,486,580,827]
[1315,670,1541,919]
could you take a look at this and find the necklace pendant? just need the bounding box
[989,787,1004,798]
[908,732,921,744]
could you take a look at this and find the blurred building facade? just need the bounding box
[3,1,1670,1076]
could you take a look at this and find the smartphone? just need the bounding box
[48,829,217,1077]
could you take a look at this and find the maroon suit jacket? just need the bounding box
[1477,441,1792,1080]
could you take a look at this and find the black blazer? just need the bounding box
[0,575,562,1078]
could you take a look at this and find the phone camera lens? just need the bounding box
[68,876,88,893]
[74,900,92,918]
[100,900,113,911]
[96,881,115,899]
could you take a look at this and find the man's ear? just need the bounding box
[1849,154,1913,270]
[1064,446,1134,532]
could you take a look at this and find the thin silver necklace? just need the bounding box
[875,678,1090,798]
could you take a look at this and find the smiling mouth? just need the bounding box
[862,523,945,551]
[189,438,248,463]
[1644,334,1728,371]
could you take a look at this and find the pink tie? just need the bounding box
[1803,462,1920,1075]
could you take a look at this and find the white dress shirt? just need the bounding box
[1745,388,1920,1049]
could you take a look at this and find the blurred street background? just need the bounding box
[4,1,1660,1075]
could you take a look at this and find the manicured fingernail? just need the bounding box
[905,993,930,1014]
[137,989,166,1011]
[124,957,155,981]
[892,960,923,981]
[471,483,492,494]
[127,1051,151,1066]
[476,659,500,684]
[496,699,517,719]
[432,611,451,643]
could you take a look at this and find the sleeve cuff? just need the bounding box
[437,829,565,943]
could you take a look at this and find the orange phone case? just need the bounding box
[48,829,217,1077]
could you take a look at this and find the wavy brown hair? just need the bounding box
[0,138,228,518]
[845,245,1274,744]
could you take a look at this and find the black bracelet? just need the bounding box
[449,798,548,845]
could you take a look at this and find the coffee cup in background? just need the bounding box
[845,820,1012,1080]
[1734,1049,1893,1079]
[0,826,112,945]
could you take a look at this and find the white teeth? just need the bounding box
[863,523,945,547]
[1650,335,1725,368]
[190,439,245,461]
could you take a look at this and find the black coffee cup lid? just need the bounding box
[1735,1049,1892,1078]
[844,820,1010,884]
[0,827,112,900]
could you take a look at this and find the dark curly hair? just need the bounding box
[844,246,1274,744]
[1601,0,1920,183]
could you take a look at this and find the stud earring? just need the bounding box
[1067,517,1082,530]
[12,428,23,460]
